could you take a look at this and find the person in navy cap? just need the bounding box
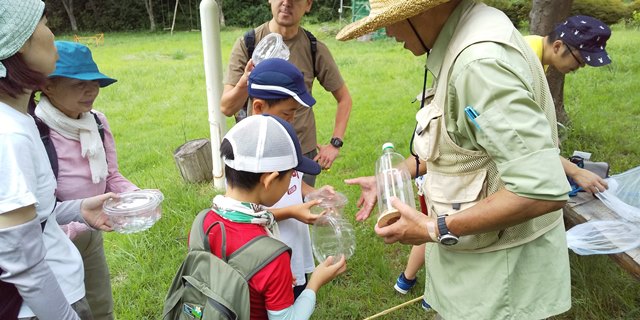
[525,17,611,196]
[525,15,611,74]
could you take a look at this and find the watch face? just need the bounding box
[331,138,343,148]
[439,234,459,246]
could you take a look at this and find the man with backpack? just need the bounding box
[220,0,353,187]
[162,114,346,320]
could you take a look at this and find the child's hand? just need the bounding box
[290,200,323,224]
[306,255,347,292]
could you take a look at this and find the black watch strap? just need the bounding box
[437,215,459,246]
[330,137,343,148]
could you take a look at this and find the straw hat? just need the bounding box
[336,0,451,41]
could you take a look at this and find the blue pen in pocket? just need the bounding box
[464,106,482,130]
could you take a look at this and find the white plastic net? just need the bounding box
[566,166,640,255]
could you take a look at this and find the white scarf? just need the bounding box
[211,195,281,238]
[35,96,108,184]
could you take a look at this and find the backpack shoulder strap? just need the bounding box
[302,28,318,77]
[189,209,229,261]
[91,111,105,142]
[33,115,59,179]
[228,236,291,281]
[244,29,257,59]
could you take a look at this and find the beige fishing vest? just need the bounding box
[413,2,562,253]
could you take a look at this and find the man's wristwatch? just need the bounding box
[330,137,343,148]
[437,215,459,246]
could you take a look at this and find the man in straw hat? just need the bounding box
[341,1,572,319]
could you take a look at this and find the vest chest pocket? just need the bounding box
[425,169,500,250]
[413,103,442,162]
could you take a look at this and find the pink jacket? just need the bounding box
[50,110,138,201]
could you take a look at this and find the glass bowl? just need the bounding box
[103,190,163,234]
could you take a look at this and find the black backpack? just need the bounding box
[235,28,318,123]
[162,209,291,320]
[32,112,105,179]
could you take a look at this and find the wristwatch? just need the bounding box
[330,137,343,148]
[437,215,459,246]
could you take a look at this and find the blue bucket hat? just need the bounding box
[248,58,315,108]
[49,41,117,87]
[555,15,611,67]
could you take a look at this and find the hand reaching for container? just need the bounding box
[80,192,117,231]
[306,255,347,293]
[374,197,434,245]
[570,167,608,194]
[290,200,323,224]
[344,176,377,221]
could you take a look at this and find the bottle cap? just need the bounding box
[382,142,395,151]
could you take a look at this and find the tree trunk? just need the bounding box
[87,0,99,22]
[218,1,226,27]
[144,0,157,31]
[60,0,78,32]
[529,0,574,125]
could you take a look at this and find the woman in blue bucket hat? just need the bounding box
[31,40,140,320]
[0,1,115,319]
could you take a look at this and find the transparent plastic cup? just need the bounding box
[103,190,164,234]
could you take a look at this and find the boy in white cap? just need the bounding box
[202,114,346,319]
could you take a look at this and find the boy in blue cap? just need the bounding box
[245,58,338,299]
[33,41,139,320]
[203,113,346,319]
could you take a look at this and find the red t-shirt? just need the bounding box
[203,210,294,319]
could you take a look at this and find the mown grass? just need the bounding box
[54,22,640,319]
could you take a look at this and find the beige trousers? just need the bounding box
[73,230,113,320]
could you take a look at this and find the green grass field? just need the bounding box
[55,22,640,319]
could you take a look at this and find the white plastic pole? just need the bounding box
[200,0,226,190]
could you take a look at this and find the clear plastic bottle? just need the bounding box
[306,190,355,264]
[251,33,290,65]
[375,142,415,227]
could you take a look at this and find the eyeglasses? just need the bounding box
[565,44,584,66]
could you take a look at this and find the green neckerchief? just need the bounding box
[211,195,279,237]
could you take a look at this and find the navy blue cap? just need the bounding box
[555,15,611,67]
[248,58,315,107]
[49,41,117,87]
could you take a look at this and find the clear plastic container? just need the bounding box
[251,33,290,65]
[306,189,355,264]
[304,188,348,216]
[375,143,415,227]
[103,190,164,234]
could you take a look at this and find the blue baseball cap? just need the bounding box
[248,58,315,107]
[49,41,117,87]
[555,15,611,67]
[223,114,321,175]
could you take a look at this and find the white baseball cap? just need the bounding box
[223,114,321,175]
